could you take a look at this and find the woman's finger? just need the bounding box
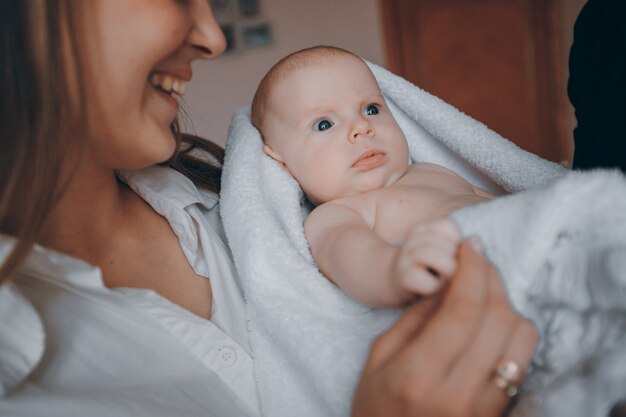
[475,318,539,417]
[399,238,489,379]
[355,238,531,417]
[364,294,441,371]
[444,259,522,415]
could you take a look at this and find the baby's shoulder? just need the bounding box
[404,162,464,182]
[320,192,374,214]
[308,193,377,228]
[409,162,456,175]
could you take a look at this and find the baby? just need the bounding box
[237,45,626,416]
[251,45,495,308]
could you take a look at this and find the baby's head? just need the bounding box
[252,46,409,206]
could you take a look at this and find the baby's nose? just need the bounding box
[349,120,374,143]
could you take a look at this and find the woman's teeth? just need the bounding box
[149,73,187,96]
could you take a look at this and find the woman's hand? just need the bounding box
[352,239,539,417]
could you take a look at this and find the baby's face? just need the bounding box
[263,55,409,205]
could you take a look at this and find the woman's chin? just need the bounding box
[121,137,178,170]
[150,130,179,164]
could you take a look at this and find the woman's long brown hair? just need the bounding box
[0,0,225,284]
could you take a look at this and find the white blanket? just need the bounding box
[220,62,626,417]
[451,171,626,417]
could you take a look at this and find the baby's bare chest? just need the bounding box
[370,170,487,242]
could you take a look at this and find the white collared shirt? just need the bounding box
[0,166,260,417]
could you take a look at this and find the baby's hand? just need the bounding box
[393,218,462,299]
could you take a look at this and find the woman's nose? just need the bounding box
[349,118,374,144]
[187,0,227,60]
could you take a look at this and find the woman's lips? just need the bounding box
[149,72,188,96]
[152,85,180,110]
[353,150,385,170]
[148,70,190,112]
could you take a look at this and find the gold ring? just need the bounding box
[492,359,523,397]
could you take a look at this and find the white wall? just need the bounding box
[183,0,386,146]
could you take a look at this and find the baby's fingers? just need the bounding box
[398,248,455,295]
[401,267,444,295]
[409,218,462,242]
[408,239,458,277]
[397,218,462,296]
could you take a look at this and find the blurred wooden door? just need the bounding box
[379,0,579,163]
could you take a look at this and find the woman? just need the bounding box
[0,1,537,416]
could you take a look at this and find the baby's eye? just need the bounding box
[313,119,333,131]
[364,104,380,116]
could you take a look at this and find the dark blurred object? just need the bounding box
[238,0,260,17]
[609,400,626,417]
[568,0,626,172]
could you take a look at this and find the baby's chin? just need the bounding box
[304,193,328,207]
[303,189,344,206]
[310,189,371,206]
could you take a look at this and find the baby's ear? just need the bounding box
[263,144,292,175]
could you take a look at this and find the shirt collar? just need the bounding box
[0,240,47,397]
[0,280,45,397]
[0,235,105,397]
[119,165,219,267]
[0,236,105,290]
[119,165,218,213]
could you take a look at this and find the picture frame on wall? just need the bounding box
[210,0,272,53]
[210,0,234,21]
[243,23,272,48]
[238,0,261,17]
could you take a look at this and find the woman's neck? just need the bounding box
[39,161,138,262]
[38,158,214,319]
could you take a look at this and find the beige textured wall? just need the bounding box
[183,0,386,145]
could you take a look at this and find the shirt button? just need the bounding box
[218,346,237,367]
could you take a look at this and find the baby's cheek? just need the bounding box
[306,176,341,204]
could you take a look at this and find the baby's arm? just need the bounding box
[305,202,400,307]
[305,203,460,308]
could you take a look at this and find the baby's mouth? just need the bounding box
[149,72,187,96]
[353,150,385,168]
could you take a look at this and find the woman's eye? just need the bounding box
[313,119,333,131]
[364,104,380,116]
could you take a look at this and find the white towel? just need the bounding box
[451,170,626,417]
[220,61,626,417]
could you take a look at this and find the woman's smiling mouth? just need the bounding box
[149,72,187,96]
